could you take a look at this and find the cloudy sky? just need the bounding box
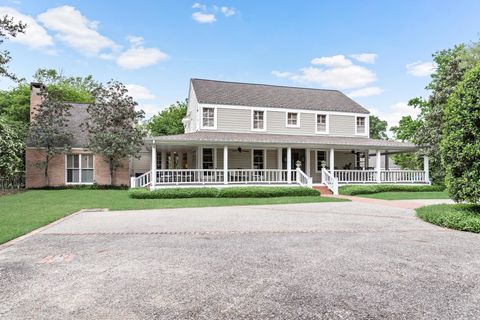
[1,0,479,130]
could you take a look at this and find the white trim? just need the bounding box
[315,113,329,134]
[285,112,300,128]
[64,153,95,185]
[355,115,368,136]
[314,149,329,173]
[198,102,369,117]
[200,106,217,130]
[251,148,267,169]
[251,109,267,132]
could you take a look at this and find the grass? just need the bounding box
[416,204,480,233]
[0,189,347,245]
[358,191,450,200]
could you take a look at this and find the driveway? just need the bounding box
[1,201,479,319]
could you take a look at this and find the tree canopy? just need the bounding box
[0,14,26,81]
[390,115,423,169]
[369,115,388,140]
[441,63,480,203]
[147,100,187,136]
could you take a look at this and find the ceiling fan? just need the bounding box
[235,147,250,153]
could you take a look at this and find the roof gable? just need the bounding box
[191,78,369,114]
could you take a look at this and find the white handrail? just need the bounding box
[322,168,338,195]
[333,169,428,184]
[133,171,151,188]
[296,168,312,187]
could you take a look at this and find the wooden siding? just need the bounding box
[328,115,356,137]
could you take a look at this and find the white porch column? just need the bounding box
[161,151,167,169]
[329,148,334,176]
[197,147,202,169]
[305,148,311,176]
[424,155,430,183]
[376,150,381,183]
[223,146,228,184]
[287,147,292,184]
[364,150,369,169]
[385,152,389,170]
[151,142,157,186]
[277,148,282,169]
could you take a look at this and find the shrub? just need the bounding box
[129,186,320,199]
[339,184,445,196]
[416,204,480,233]
[31,184,129,190]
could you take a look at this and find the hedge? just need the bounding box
[31,184,129,190]
[416,204,480,233]
[339,184,445,196]
[129,186,320,199]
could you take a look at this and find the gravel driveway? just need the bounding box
[1,201,479,319]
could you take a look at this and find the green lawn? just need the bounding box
[0,189,347,245]
[358,191,450,200]
[416,204,480,233]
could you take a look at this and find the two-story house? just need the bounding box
[131,79,429,194]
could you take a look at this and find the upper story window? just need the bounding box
[356,116,366,134]
[202,107,216,129]
[252,110,265,130]
[286,112,300,127]
[316,114,328,133]
[66,154,94,184]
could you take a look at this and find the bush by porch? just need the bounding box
[128,186,320,199]
[339,184,445,196]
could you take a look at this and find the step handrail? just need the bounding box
[321,168,338,195]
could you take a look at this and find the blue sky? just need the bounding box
[1,0,480,129]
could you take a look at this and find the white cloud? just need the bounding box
[38,5,118,56]
[137,104,160,118]
[192,11,216,23]
[406,61,436,77]
[351,53,377,64]
[273,54,378,90]
[126,84,156,100]
[126,35,144,46]
[192,3,206,10]
[369,102,420,136]
[348,86,383,98]
[0,6,54,50]
[220,6,236,17]
[311,55,352,68]
[117,46,168,69]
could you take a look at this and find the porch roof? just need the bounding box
[145,131,418,152]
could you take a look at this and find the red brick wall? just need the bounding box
[25,148,130,188]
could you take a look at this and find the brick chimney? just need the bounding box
[29,82,44,121]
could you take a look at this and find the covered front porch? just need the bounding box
[131,133,429,194]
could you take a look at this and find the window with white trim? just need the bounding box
[316,151,327,172]
[287,112,299,127]
[356,116,366,134]
[316,114,327,133]
[66,154,94,184]
[252,110,265,130]
[253,150,264,169]
[202,107,215,128]
[202,148,214,169]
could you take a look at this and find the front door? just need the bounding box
[282,149,306,170]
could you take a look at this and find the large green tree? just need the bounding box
[0,117,25,180]
[83,80,145,185]
[390,115,423,169]
[441,63,480,203]
[369,115,388,140]
[1,14,26,81]
[147,100,187,136]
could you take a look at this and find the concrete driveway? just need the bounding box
[1,201,479,319]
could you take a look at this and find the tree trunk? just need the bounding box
[44,154,49,187]
[109,158,114,186]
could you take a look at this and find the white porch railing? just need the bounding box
[296,168,312,187]
[228,169,293,184]
[334,169,429,184]
[321,168,339,195]
[131,171,151,188]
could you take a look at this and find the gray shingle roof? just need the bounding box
[191,78,370,114]
[147,131,417,151]
[27,103,89,148]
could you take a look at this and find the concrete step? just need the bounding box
[312,185,333,195]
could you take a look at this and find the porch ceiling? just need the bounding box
[145,131,418,152]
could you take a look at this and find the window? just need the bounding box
[202,148,214,169]
[252,110,265,130]
[286,112,299,127]
[356,116,366,134]
[202,107,215,128]
[316,114,327,133]
[66,154,94,184]
[316,151,327,172]
[156,152,162,169]
[253,149,264,169]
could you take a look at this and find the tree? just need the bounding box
[147,100,187,136]
[390,115,423,169]
[83,80,145,185]
[28,86,72,185]
[1,15,26,81]
[441,63,480,203]
[0,117,24,179]
[369,115,388,140]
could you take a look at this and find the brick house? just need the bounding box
[25,83,130,188]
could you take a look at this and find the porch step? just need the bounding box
[313,185,333,195]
